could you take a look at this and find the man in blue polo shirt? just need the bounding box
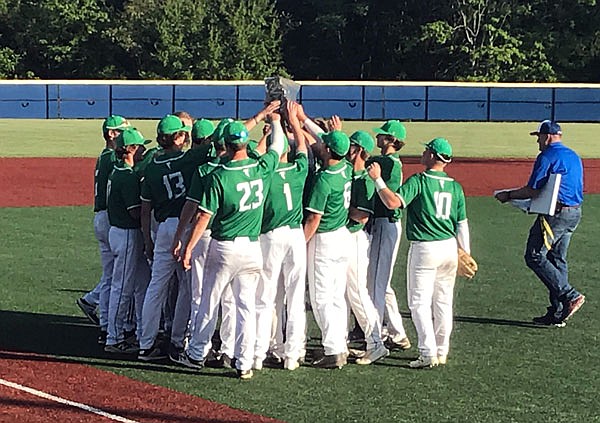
[495,120,585,327]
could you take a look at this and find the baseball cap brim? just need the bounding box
[373,128,392,135]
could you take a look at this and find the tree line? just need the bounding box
[1,0,599,82]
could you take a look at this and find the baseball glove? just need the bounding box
[457,248,478,279]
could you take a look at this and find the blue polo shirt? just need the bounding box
[527,142,583,206]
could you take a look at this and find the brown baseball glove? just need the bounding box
[457,248,478,279]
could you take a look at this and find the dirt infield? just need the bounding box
[0,351,282,423]
[1,157,599,208]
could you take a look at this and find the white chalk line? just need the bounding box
[0,377,140,423]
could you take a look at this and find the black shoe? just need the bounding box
[532,313,566,328]
[218,353,234,369]
[264,352,283,367]
[139,345,167,361]
[123,329,137,344]
[179,352,205,370]
[105,340,139,354]
[77,297,100,326]
[168,343,184,362]
[313,353,347,369]
[97,330,107,345]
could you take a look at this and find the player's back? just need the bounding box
[262,152,308,233]
[201,151,278,241]
[401,170,466,242]
[141,149,208,222]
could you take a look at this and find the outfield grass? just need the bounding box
[0,119,599,158]
[1,197,598,422]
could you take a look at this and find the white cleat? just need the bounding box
[409,355,439,369]
[438,355,447,365]
[252,358,263,370]
[356,345,389,365]
[284,358,300,371]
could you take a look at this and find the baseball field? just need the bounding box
[0,120,599,423]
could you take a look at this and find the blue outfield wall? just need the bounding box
[1,81,600,121]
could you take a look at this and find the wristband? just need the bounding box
[374,177,387,192]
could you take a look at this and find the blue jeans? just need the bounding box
[524,207,581,320]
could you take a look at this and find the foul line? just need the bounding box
[0,378,140,423]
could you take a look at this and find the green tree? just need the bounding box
[416,0,556,81]
[2,0,115,78]
[118,0,285,79]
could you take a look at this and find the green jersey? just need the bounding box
[186,156,227,229]
[305,160,352,233]
[396,170,467,242]
[140,148,210,222]
[107,162,142,229]
[347,169,375,233]
[134,146,161,179]
[199,150,279,241]
[94,148,116,212]
[262,152,309,234]
[367,152,403,221]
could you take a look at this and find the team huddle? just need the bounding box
[77,100,471,380]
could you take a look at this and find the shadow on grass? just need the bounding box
[0,309,224,378]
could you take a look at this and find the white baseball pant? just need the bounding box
[107,227,151,346]
[255,226,306,362]
[346,229,383,350]
[187,237,261,371]
[308,227,351,356]
[83,210,113,330]
[407,238,458,358]
[367,218,407,340]
[188,230,235,357]
[139,218,189,350]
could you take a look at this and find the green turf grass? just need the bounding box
[0,119,598,158]
[1,198,598,422]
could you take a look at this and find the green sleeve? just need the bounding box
[198,172,221,215]
[295,152,309,177]
[396,174,421,207]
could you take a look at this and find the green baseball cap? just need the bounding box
[212,118,235,146]
[157,114,192,135]
[192,119,215,139]
[349,130,375,153]
[423,137,453,161]
[102,115,130,133]
[115,128,152,149]
[373,120,407,141]
[321,130,350,156]
[223,121,249,144]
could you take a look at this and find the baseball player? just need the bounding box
[366,120,410,351]
[304,129,353,369]
[254,101,308,371]
[191,119,216,148]
[368,137,469,368]
[172,117,237,368]
[345,130,388,365]
[175,116,286,380]
[105,128,152,353]
[139,115,209,361]
[77,115,131,344]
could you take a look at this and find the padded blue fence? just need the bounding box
[1,82,600,121]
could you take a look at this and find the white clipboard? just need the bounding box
[494,173,562,216]
[528,173,561,215]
